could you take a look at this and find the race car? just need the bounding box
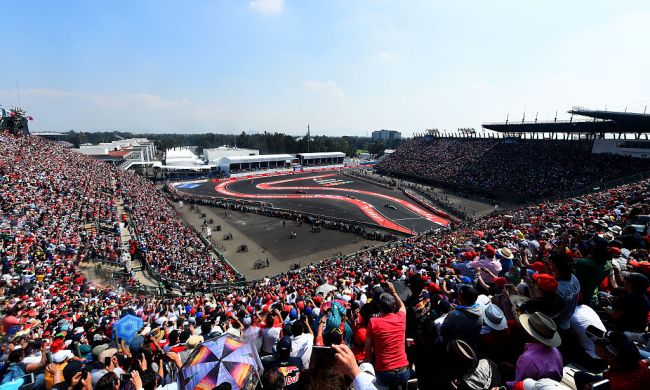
[295,189,307,194]
[384,203,397,210]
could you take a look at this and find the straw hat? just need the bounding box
[497,248,514,260]
[519,312,561,348]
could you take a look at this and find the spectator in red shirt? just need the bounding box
[364,282,409,389]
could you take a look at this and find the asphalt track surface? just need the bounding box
[177,171,449,234]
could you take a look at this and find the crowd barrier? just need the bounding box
[342,169,396,190]
[345,168,468,221]
[401,188,462,225]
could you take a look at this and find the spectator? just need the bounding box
[447,339,502,390]
[569,304,608,371]
[290,317,314,368]
[508,312,563,387]
[548,252,580,337]
[364,282,409,389]
[261,337,302,390]
[575,331,650,390]
[574,235,613,304]
[607,272,650,332]
[440,285,483,347]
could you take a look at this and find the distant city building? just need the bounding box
[203,146,259,163]
[371,129,401,141]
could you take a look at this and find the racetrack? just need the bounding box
[175,171,449,234]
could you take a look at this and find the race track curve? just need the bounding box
[214,173,449,235]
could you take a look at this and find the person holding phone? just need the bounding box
[1,342,47,389]
[364,281,409,389]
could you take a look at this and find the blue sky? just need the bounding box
[1,0,649,136]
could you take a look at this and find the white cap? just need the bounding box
[52,350,74,363]
[522,378,563,390]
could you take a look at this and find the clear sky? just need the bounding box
[1,0,649,136]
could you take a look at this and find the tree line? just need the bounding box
[57,130,404,157]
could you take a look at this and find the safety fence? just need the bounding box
[400,188,462,225]
[345,168,468,221]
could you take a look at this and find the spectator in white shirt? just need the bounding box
[290,318,314,368]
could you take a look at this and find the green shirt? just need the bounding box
[574,258,612,302]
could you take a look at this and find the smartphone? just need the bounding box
[18,373,34,390]
[120,374,132,381]
[309,346,335,370]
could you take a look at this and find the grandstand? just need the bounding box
[378,109,650,203]
[2,128,650,390]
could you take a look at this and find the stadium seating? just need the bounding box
[376,138,650,201]
[1,132,649,390]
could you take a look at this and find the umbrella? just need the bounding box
[179,334,263,390]
[112,314,143,342]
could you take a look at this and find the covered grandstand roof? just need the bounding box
[568,107,650,123]
[216,154,294,165]
[483,107,650,136]
[297,152,346,159]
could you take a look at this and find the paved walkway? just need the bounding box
[114,193,158,288]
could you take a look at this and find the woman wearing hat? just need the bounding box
[507,312,563,388]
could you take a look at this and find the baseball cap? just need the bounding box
[378,293,396,313]
[528,262,546,273]
[532,273,558,293]
[52,349,74,363]
[520,378,563,390]
[276,336,292,354]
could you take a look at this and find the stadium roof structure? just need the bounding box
[482,107,650,139]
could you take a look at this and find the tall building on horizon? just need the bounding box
[371,129,401,142]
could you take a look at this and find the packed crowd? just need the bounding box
[377,138,650,201]
[1,132,650,390]
[119,173,240,288]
